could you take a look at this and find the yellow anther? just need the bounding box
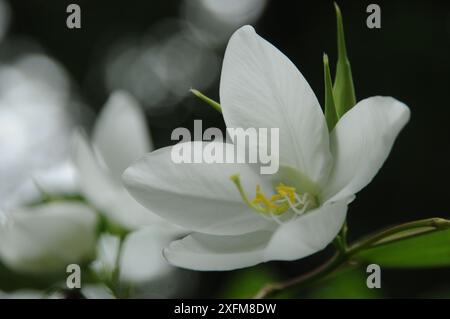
[275,184,297,203]
[252,185,277,210]
[270,194,283,202]
[231,174,310,217]
[250,183,300,215]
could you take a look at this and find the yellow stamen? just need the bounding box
[276,184,297,203]
[230,174,265,213]
[230,174,305,216]
[252,185,278,211]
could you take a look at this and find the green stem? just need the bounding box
[254,252,346,299]
[333,221,348,254]
[253,217,450,298]
[111,235,126,298]
[190,89,222,113]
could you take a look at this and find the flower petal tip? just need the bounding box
[232,25,256,39]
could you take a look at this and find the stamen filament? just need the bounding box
[231,174,318,220]
[230,174,266,214]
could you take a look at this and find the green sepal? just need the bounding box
[333,2,356,118]
[323,53,338,131]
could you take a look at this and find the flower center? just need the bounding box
[230,174,318,221]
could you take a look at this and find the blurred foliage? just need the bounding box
[219,265,279,299]
[0,260,95,293]
[218,264,383,299]
[308,267,381,299]
[0,261,61,292]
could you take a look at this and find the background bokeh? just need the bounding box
[1,0,450,298]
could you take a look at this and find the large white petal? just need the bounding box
[107,190,181,231]
[163,201,348,271]
[0,202,97,274]
[163,231,272,271]
[93,91,152,181]
[264,200,348,261]
[220,25,331,185]
[123,142,275,236]
[323,96,410,203]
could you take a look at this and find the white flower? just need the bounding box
[123,26,410,270]
[72,91,178,232]
[71,91,184,283]
[0,201,97,274]
[0,53,75,207]
[90,229,183,298]
[93,228,174,284]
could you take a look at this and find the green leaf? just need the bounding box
[357,228,450,268]
[323,53,338,131]
[333,2,356,118]
[190,89,222,113]
[308,267,381,299]
[219,265,278,298]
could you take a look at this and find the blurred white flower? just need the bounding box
[81,284,115,299]
[3,161,78,213]
[182,0,267,46]
[0,289,63,299]
[0,53,77,209]
[123,26,410,271]
[72,90,180,233]
[72,91,185,292]
[0,201,97,274]
[90,228,182,298]
[104,23,219,113]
